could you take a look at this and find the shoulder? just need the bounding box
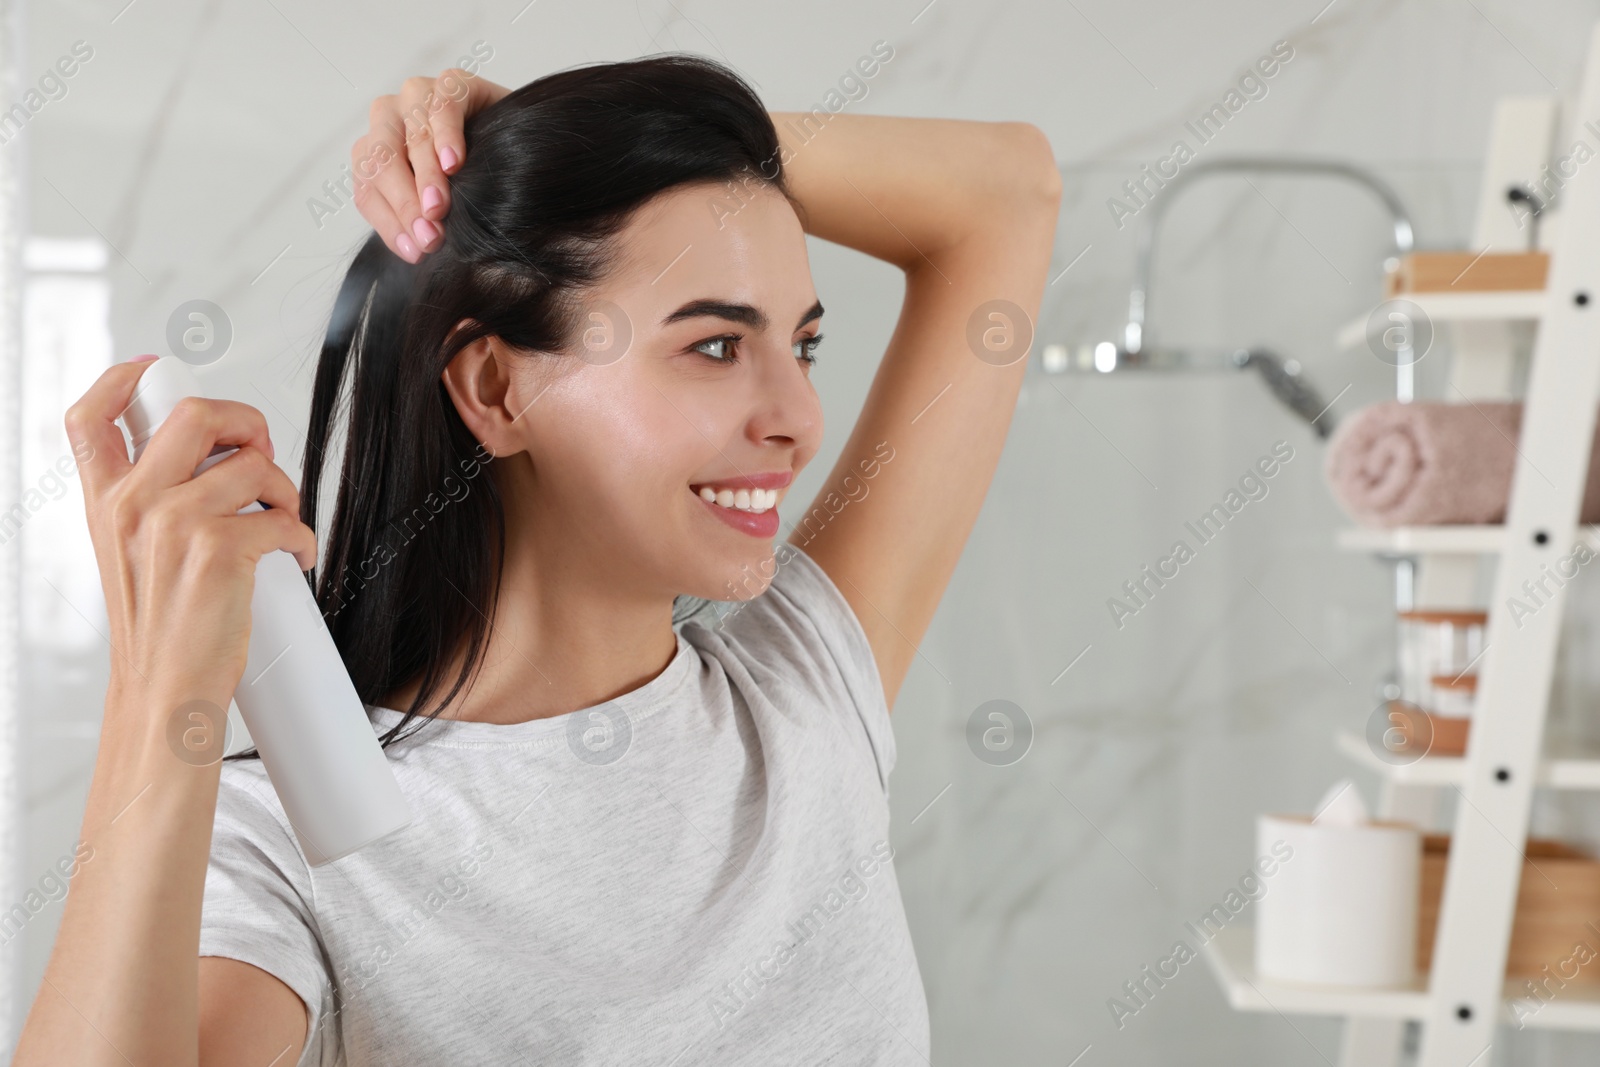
[686,544,874,682]
[206,758,319,909]
[682,542,897,789]
[213,758,299,848]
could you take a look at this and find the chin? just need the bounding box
[672,487,787,602]
[699,543,780,604]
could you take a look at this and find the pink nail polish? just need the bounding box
[422,185,443,213]
[130,353,159,363]
[413,217,438,246]
[396,233,418,261]
[439,145,458,171]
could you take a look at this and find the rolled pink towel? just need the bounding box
[1324,400,1600,527]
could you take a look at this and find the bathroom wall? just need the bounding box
[17,0,1600,1062]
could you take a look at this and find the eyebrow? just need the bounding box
[660,299,824,332]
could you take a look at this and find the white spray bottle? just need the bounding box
[119,356,413,865]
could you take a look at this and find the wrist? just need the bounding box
[83,706,223,847]
[101,677,235,772]
[107,664,236,715]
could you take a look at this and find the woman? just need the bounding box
[16,54,1058,1065]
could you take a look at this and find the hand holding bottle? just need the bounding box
[12,356,323,1066]
[66,355,317,715]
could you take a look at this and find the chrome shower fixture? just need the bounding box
[1043,156,1417,434]
[1121,157,1414,359]
[1038,343,1337,438]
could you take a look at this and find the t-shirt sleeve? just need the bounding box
[199,763,336,1067]
[715,541,896,792]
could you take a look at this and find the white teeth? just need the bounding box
[695,485,778,513]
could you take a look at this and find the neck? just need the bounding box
[376,471,680,726]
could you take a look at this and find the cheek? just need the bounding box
[543,371,713,504]
[615,359,756,470]
[658,384,746,447]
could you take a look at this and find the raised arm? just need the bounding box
[769,112,1061,706]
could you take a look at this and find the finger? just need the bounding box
[370,79,440,259]
[404,72,511,247]
[352,100,420,263]
[219,507,320,574]
[64,355,161,499]
[421,69,501,204]
[405,74,462,240]
[174,444,301,519]
[439,74,513,173]
[350,144,411,262]
[133,397,275,496]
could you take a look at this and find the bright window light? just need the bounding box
[20,237,112,652]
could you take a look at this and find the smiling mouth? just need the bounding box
[688,471,793,516]
[692,485,781,513]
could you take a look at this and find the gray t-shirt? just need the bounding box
[198,543,929,1065]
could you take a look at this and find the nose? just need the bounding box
[744,341,822,456]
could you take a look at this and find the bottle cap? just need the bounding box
[118,356,204,449]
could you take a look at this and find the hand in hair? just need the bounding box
[351,69,511,264]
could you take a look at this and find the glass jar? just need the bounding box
[1398,609,1488,708]
[1428,673,1477,718]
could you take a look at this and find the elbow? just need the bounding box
[1000,121,1062,214]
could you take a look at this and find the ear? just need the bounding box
[439,327,529,458]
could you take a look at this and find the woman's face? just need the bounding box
[489,178,824,603]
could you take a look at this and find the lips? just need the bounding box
[689,470,791,538]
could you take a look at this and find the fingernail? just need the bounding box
[422,185,443,213]
[130,353,159,363]
[438,145,458,171]
[413,216,438,246]
[396,232,419,261]
[267,436,275,460]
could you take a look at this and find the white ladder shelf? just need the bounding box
[1201,21,1600,1067]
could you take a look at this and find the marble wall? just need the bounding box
[17,0,1600,1062]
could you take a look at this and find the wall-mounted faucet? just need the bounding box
[1044,157,1418,437]
[1122,157,1415,358]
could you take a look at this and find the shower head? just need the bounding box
[1233,348,1336,439]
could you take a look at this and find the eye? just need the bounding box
[795,333,824,366]
[693,334,741,363]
